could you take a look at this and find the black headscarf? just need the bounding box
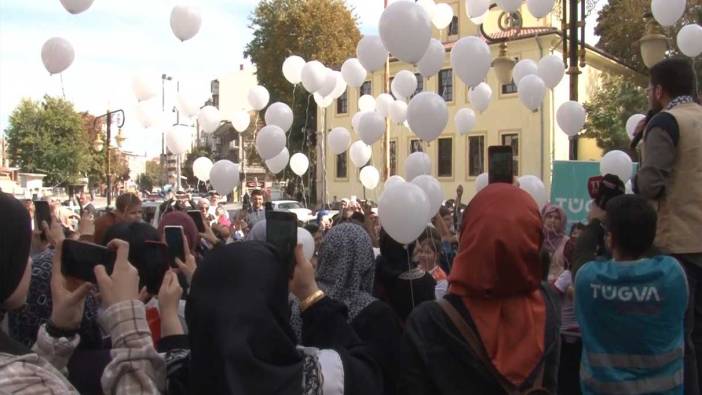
[0,192,32,305]
[376,228,416,281]
[185,241,304,394]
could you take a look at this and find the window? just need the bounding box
[501,80,518,95]
[390,140,398,176]
[438,137,453,177]
[413,73,424,98]
[410,139,423,153]
[336,90,348,114]
[278,202,302,210]
[360,81,372,97]
[448,16,459,36]
[468,135,485,177]
[336,152,348,179]
[438,69,453,102]
[501,133,520,175]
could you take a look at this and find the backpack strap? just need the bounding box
[437,298,548,395]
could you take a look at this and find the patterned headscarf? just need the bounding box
[541,204,567,255]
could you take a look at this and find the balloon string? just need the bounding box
[301,94,312,153]
[287,84,297,146]
[299,175,308,208]
[60,73,66,99]
[406,245,416,309]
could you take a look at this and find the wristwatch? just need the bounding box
[45,320,80,339]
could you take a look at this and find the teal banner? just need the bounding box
[550,161,601,226]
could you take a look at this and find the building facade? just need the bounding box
[317,1,638,205]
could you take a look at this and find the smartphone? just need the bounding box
[34,200,52,229]
[62,239,117,283]
[140,240,171,294]
[164,225,186,263]
[266,211,298,275]
[187,210,206,233]
[488,146,514,184]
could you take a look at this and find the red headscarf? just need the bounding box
[448,183,545,386]
[158,211,200,249]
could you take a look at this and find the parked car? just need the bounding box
[271,200,314,222]
[141,200,164,228]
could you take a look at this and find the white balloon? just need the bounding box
[625,180,633,195]
[455,108,476,135]
[405,151,432,181]
[329,72,348,100]
[231,111,250,132]
[470,13,487,25]
[59,0,94,14]
[433,3,454,30]
[282,55,306,85]
[384,175,406,190]
[266,147,290,175]
[350,141,372,168]
[468,82,492,113]
[358,112,386,145]
[407,92,448,142]
[314,92,334,108]
[417,39,445,79]
[626,114,646,140]
[496,0,522,12]
[556,101,586,137]
[317,69,338,98]
[175,90,202,118]
[518,75,546,111]
[379,182,431,244]
[328,127,351,155]
[301,61,326,93]
[352,111,369,133]
[600,150,633,183]
[466,0,489,20]
[356,36,388,73]
[527,0,555,18]
[135,99,163,129]
[358,95,377,112]
[391,70,418,99]
[198,106,222,134]
[360,166,381,190]
[417,0,437,19]
[248,85,270,111]
[652,0,685,27]
[411,175,444,218]
[341,58,367,88]
[265,102,293,132]
[451,37,491,88]
[677,24,702,58]
[209,160,240,196]
[537,54,565,89]
[518,175,548,210]
[290,153,309,176]
[165,125,191,155]
[255,125,286,160]
[513,59,538,85]
[131,73,158,102]
[379,1,432,64]
[193,157,214,181]
[475,172,488,193]
[376,93,395,118]
[389,100,408,124]
[170,5,201,42]
[297,228,315,261]
[41,37,74,75]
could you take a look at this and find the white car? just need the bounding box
[271,200,314,222]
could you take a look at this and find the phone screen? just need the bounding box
[61,239,116,283]
[140,240,171,294]
[187,210,206,233]
[34,200,52,229]
[266,211,298,275]
[488,146,514,184]
[165,225,186,263]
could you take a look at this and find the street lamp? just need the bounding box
[492,42,516,85]
[93,109,125,207]
[638,12,670,69]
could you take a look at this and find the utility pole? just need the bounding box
[565,0,582,160]
[383,0,391,181]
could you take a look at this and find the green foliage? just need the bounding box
[244,0,360,202]
[5,96,93,186]
[136,173,154,191]
[583,75,648,152]
[136,160,161,192]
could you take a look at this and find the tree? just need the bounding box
[5,96,93,186]
[583,75,648,153]
[244,0,361,203]
[137,160,161,192]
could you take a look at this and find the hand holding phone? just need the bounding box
[488,146,514,184]
[266,211,298,275]
[61,239,117,284]
[164,225,186,263]
[94,239,140,309]
[187,210,206,233]
[49,240,94,330]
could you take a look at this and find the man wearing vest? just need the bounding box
[633,57,702,394]
[576,195,688,394]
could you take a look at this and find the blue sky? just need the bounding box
[0,0,600,157]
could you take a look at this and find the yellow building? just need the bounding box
[317,1,639,204]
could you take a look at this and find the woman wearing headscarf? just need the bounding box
[541,203,569,282]
[374,228,436,323]
[0,192,165,394]
[160,241,383,394]
[399,184,561,394]
[302,222,403,394]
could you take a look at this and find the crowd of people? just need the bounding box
[0,58,700,394]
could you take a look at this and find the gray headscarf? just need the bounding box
[246,219,267,242]
[290,223,376,340]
